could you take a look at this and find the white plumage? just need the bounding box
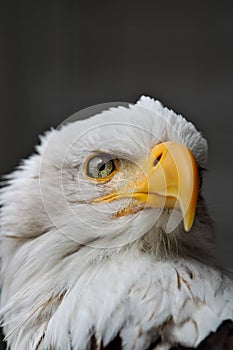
[0,96,233,350]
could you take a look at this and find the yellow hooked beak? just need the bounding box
[93,142,199,232]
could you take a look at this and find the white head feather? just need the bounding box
[0,96,232,350]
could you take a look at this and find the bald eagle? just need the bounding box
[0,96,233,350]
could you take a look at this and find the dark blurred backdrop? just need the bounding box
[1,0,233,282]
[0,1,233,348]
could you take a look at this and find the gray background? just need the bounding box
[0,1,233,348]
[0,0,233,273]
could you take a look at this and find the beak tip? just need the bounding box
[183,216,194,232]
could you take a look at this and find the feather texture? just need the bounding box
[0,96,232,349]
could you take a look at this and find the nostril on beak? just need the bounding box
[153,153,162,167]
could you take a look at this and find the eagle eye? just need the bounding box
[85,154,116,179]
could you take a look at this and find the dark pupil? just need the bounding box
[98,161,106,172]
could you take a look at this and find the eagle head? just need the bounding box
[0,96,218,349]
